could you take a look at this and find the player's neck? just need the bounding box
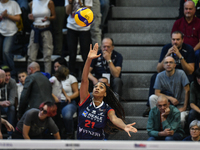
[92,97,103,106]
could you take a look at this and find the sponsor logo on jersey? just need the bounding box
[79,127,101,137]
[82,111,88,117]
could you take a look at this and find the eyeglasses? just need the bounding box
[164,61,174,64]
[190,128,200,131]
[39,107,48,114]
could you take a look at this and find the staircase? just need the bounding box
[106,0,179,140]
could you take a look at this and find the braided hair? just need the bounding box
[98,82,125,133]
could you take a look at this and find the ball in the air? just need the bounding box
[74,7,94,27]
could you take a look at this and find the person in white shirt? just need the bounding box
[53,57,79,139]
[0,0,21,77]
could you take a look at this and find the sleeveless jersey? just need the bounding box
[78,95,114,139]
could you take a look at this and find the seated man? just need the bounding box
[178,0,200,19]
[172,0,200,69]
[88,37,123,96]
[143,31,195,117]
[0,65,17,138]
[149,56,190,129]
[147,95,184,141]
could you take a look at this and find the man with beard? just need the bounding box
[149,56,190,129]
[18,62,54,119]
[143,31,195,117]
[172,0,200,69]
[0,66,17,139]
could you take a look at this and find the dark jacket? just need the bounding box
[18,71,54,118]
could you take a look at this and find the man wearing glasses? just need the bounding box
[172,0,200,69]
[149,56,190,129]
[183,120,200,141]
[143,31,195,117]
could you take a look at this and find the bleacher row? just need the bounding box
[105,0,180,140]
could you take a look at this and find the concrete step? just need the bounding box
[108,130,148,140]
[116,0,179,7]
[122,87,149,100]
[121,102,148,116]
[115,46,161,60]
[104,33,171,46]
[125,116,148,130]
[122,73,153,88]
[112,7,179,19]
[108,20,175,33]
[122,60,157,72]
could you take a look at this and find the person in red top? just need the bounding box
[172,0,200,68]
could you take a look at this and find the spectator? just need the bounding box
[0,0,21,78]
[90,0,102,49]
[18,62,54,119]
[13,101,60,139]
[188,68,200,124]
[0,117,15,139]
[65,0,92,75]
[0,65,17,139]
[0,69,5,85]
[143,31,195,117]
[52,0,66,55]
[183,120,200,141]
[78,43,137,139]
[11,0,29,11]
[88,37,123,96]
[172,0,200,69]
[16,71,27,111]
[27,0,56,74]
[147,95,184,141]
[100,0,109,29]
[149,56,190,129]
[49,65,71,103]
[0,69,15,139]
[53,57,79,139]
[178,0,200,19]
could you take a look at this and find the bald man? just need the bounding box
[172,0,200,68]
[18,62,54,119]
[27,62,40,75]
[149,56,190,129]
[147,95,184,141]
[0,69,5,86]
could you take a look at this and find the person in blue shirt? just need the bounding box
[78,43,137,140]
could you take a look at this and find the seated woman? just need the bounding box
[78,43,137,140]
[53,57,79,139]
[13,101,60,139]
[188,68,200,124]
[183,120,200,141]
